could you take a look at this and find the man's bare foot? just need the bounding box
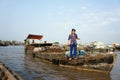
[69,58,72,60]
[74,58,77,60]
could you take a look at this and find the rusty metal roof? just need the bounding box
[27,34,43,40]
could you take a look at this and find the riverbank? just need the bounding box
[0,40,24,46]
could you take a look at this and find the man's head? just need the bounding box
[71,28,76,34]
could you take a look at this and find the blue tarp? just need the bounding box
[66,50,86,57]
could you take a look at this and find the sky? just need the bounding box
[0,0,120,44]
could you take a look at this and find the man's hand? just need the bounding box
[67,40,70,45]
[77,38,80,40]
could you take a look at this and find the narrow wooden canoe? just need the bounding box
[0,62,23,80]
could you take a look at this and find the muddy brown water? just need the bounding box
[0,46,120,80]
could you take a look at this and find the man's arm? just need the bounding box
[76,34,80,40]
[67,35,71,45]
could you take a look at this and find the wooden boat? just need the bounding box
[0,61,23,80]
[115,46,120,51]
[25,34,117,74]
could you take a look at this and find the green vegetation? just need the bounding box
[53,42,60,44]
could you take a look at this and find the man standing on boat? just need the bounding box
[68,29,80,60]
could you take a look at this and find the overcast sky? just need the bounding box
[0,0,120,44]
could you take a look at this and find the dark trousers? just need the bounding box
[70,44,77,58]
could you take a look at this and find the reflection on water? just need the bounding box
[0,46,119,80]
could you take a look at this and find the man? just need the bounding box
[68,29,80,60]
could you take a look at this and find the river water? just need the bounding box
[0,46,120,80]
